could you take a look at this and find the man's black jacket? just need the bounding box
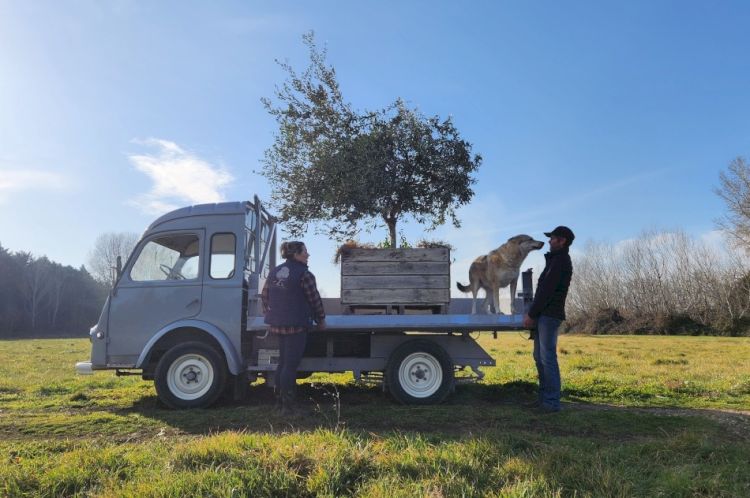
[528,247,573,321]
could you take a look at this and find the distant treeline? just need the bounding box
[0,243,107,338]
[564,230,750,336]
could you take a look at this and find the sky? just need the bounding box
[1,1,748,306]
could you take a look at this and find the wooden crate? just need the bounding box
[340,247,450,314]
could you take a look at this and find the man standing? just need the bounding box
[522,226,574,413]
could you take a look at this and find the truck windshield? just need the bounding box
[130,233,200,281]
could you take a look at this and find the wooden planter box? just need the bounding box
[340,247,450,314]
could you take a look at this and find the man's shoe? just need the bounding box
[535,404,561,414]
[279,404,297,417]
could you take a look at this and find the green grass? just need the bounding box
[1,335,749,497]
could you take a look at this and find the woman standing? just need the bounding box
[261,241,326,415]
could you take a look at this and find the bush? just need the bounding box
[566,230,750,336]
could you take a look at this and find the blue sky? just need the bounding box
[1,1,748,303]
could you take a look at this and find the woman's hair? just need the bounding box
[281,241,306,259]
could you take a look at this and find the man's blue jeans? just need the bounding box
[533,315,562,410]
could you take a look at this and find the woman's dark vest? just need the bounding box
[264,260,312,328]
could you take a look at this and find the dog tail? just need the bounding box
[456,281,471,293]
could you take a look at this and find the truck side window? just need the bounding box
[130,234,200,281]
[210,233,236,279]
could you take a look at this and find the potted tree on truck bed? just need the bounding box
[260,33,482,248]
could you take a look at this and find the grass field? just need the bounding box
[1,334,749,497]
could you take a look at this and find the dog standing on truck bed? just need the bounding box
[456,234,544,314]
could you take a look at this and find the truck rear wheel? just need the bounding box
[386,339,454,405]
[154,341,227,409]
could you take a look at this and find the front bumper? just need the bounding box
[75,361,94,375]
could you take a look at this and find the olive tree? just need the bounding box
[261,32,482,246]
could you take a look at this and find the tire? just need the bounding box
[154,341,228,409]
[386,339,455,405]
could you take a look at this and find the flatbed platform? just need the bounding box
[247,313,526,333]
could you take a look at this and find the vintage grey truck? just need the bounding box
[76,198,532,408]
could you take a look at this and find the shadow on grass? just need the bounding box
[116,380,749,442]
[117,380,537,434]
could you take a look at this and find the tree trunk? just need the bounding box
[386,217,397,248]
[50,272,66,327]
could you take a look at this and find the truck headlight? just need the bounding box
[89,324,102,341]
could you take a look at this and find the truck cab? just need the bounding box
[79,197,277,408]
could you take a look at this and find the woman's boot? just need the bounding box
[279,389,297,416]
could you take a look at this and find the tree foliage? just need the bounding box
[261,32,482,246]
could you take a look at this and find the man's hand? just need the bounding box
[522,314,536,330]
[315,319,327,331]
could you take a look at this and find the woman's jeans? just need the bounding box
[275,331,308,394]
[532,315,562,410]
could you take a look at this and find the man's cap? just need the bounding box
[544,226,575,243]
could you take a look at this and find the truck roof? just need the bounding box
[148,201,249,230]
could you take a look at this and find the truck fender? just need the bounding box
[135,319,243,375]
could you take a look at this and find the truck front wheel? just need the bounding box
[154,341,227,409]
[386,340,455,405]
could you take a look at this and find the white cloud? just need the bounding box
[128,138,234,215]
[0,169,68,203]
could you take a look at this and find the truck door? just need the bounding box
[198,232,243,344]
[106,231,204,365]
